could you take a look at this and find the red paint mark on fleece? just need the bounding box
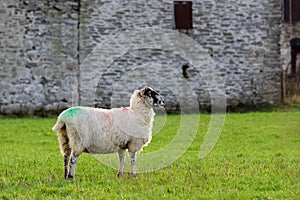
[100,112,113,123]
[122,107,130,112]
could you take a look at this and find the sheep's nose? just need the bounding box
[158,97,165,107]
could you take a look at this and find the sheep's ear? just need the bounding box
[138,89,145,97]
[139,87,151,97]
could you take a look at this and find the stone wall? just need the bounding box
[0,0,283,115]
[79,0,282,111]
[0,0,79,115]
[280,22,300,73]
[192,0,282,106]
[280,21,300,100]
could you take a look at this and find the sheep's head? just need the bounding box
[141,87,166,107]
[131,87,165,108]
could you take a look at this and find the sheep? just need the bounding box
[52,87,165,179]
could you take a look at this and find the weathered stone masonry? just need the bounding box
[0,0,79,115]
[0,0,286,115]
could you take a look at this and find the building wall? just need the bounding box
[193,0,282,106]
[0,0,283,115]
[280,21,300,99]
[79,0,282,111]
[280,22,300,74]
[0,0,79,115]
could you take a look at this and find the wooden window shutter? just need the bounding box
[282,0,300,21]
[174,1,193,30]
[291,0,300,21]
[282,0,290,21]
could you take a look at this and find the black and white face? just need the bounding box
[140,87,165,107]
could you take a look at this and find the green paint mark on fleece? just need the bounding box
[60,107,82,120]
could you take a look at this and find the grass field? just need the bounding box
[0,111,299,199]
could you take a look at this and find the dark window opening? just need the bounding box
[174,1,193,31]
[282,0,300,21]
[182,64,189,79]
[290,38,300,79]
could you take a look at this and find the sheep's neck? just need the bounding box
[130,105,155,125]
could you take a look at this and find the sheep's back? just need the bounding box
[59,107,124,153]
[59,106,152,154]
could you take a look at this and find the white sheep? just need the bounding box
[52,87,165,179]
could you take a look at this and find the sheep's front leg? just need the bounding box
[117,149,126,178]
[68,154,79,179]
[129,152,136,177]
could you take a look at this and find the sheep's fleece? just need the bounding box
[52,87,165,179]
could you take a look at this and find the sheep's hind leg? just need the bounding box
[64,153,70,179]
[117,149,126,178]
[63,148,72,179]
[129,152,136,177]
[68,152,79,179]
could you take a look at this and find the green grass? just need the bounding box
[0,111,299,199]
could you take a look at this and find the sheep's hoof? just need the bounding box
[67,175,74,179]
[132,173,136,178]
[117,172,122,178]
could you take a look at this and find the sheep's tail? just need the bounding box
[52,118,65,132]
[52,118,71,156]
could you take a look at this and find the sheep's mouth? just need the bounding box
[153,96,165,107]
